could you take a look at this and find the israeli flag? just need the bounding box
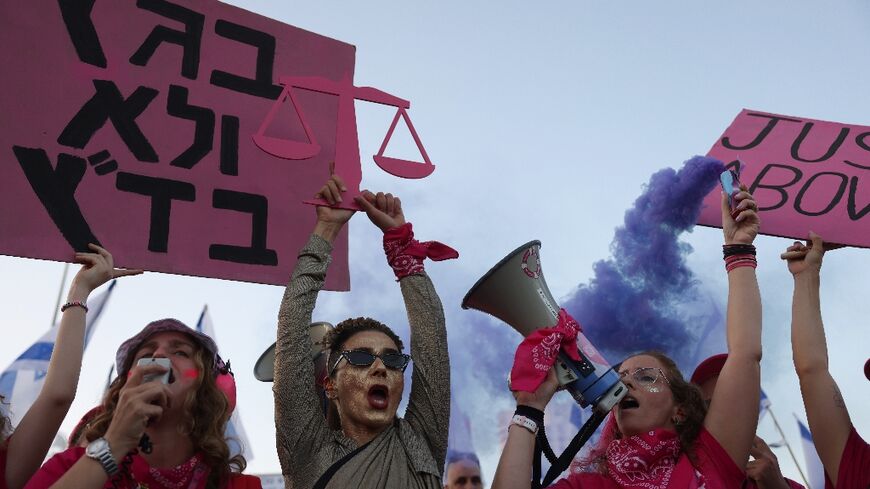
[0,281,116,426]
[195,305,253,461]
[796,416,826,489]
[759,388,772,420]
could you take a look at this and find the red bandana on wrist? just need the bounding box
[383,222,458,279]
[606,429,681,489]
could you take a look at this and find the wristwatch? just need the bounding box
[510,414,539,435]
[85,437,119,476]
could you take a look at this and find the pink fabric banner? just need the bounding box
[0,0,356,288]
[698,109,870,248]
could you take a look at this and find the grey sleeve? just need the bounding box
[400,272,451,474]
[273,234,334,478]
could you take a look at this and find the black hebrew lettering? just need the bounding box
[129,0,204,80]
[58,0,106,68]
[847,177,870,221]
[791,123,849,163]
[166,84,214,168]
[845,131,870,170]
[793,172,847,217]
[721,113,802,150]
[12,146,100,251]
[115,172,195,253]
[209,189,277,265]
[220,115,239,176]
[748,163,803,211]
[210,20,282,99]
[58,80,159,162]
[87,150,118,175]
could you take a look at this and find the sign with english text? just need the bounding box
[698,109,870,248]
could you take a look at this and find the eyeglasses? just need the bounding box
[330,350,411,375]
[618,367,671,390]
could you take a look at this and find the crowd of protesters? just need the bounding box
[1,176,866,489]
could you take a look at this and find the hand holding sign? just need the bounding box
[780,232,844,277]
[354,190,406,233]
[313,174,356,244]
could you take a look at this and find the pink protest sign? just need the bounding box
[697,109,870,247]
[0,1,433,288]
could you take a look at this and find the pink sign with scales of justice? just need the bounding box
[0,0,436,290]
[253,73,435,210]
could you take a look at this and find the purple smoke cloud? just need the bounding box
[560,155,725,369]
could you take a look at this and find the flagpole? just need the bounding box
[49,263,70,327]
[767,409,810,488]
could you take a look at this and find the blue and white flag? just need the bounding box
[0,280,116,426]
[195,305,253,461]
[796,416,826,489]
[759,388,772,421]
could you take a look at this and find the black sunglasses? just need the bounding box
[330,350,411,374]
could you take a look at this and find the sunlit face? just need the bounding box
[131,331,201,414]
[445,460,483,489]
[328,330,404,434]
[615,355,680,437]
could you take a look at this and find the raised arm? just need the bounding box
[273,175,355,475]
[704,187,763,467]
[354,190,453,469]
[781,233,850,480]
[7,245,140,489]
[491,370,561,489]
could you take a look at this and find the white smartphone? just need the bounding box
[137,357,171,384]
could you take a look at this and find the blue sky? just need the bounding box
[2,0,869,483]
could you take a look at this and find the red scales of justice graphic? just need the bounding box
[253,73,435,209]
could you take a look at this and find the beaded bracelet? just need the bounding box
[60,301,89,313]
[725,253,757,272]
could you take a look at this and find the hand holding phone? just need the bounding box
[719,163,743,211]
[137,357,171,384]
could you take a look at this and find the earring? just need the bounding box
[671,416,683,426]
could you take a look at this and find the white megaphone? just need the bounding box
[254,322,334,382]
[462,241,626,414]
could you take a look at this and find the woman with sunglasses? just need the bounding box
[491,186,763,489]
[273,175,457,489]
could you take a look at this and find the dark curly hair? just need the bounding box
[323,317,404,377]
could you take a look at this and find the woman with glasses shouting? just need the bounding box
[273,175,457,489]
[492,184,763,489]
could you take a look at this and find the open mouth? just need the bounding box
[619,396,639,410]
[367,385,389,410]
[167,369,176,384]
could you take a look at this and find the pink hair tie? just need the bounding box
[509,309,583,393]
[383,222,458,280]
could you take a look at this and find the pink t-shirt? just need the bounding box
[25,447,262,489]
[824,427,869,489]
[549,427,745,489]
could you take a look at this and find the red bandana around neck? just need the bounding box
[605,429,682,489]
